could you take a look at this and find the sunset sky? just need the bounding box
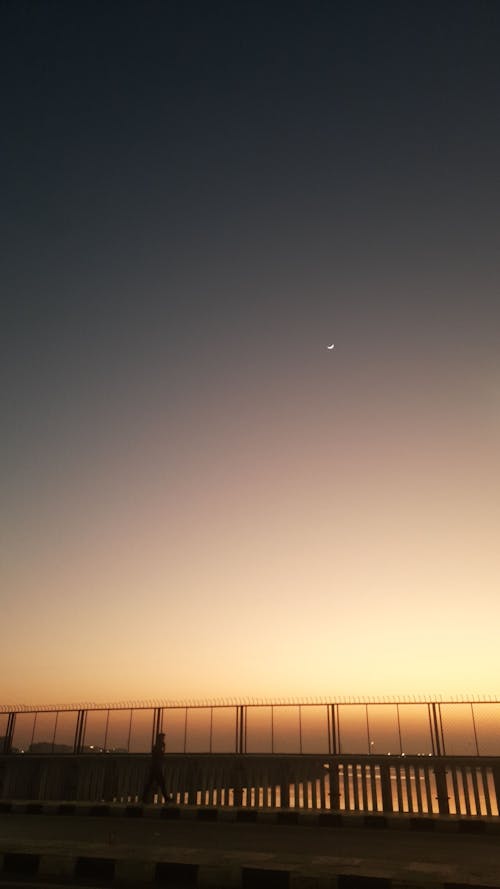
[2,1,499,706]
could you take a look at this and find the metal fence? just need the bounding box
[2,697,500,757]
[1,752,500,817]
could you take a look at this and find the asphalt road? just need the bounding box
[1,813,500,885]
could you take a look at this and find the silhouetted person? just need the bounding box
[142,731,170,804]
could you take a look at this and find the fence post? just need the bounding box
[429,703,449,814]
[331,704,339,754]
[492,766,500,814]
[236,706,245,754]
[231,708,246,808]
[430,703,444,756]
[433,762,450,814]
[280,773,290,809]
[379,761,393,813]
[153,708,162,746]
[3,713,15,754]
[232,757,244,807]
[74,711,86,754]
[329,761,341,810]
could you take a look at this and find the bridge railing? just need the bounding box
[1,752,499,818]
[2,698,500,758]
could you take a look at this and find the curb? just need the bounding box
[1,851,499,889]
[1,800,499,835]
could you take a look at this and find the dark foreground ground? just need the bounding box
[1,807,500,887]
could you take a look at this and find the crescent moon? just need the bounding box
[327,344,335,350]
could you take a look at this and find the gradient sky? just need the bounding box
[1,0,500,705]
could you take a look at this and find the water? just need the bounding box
[158,765,498,816]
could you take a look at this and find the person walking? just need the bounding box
[142,731,170,804]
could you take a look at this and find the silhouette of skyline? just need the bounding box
[1,1,500,704]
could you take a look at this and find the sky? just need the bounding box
[1,0,499,706]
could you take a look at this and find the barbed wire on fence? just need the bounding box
[1,693,500,714]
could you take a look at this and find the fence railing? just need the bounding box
[2,698,500,758]
[1,752,499,818]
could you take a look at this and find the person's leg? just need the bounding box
[151,766,169,803]
[142,769,154,803]
[159,771,170,803]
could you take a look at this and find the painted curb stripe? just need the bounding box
[1,854,499,889]
[3,852,40,876]
[1,800,499,834]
